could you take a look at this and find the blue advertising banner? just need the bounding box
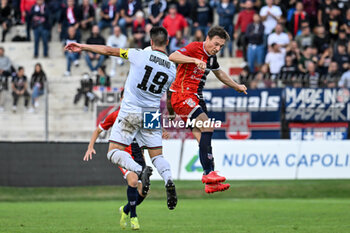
[285,88,350,122]
[202,88,282,139]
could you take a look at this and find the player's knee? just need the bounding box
[127,172,139,187]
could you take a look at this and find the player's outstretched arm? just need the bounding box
[169,51,206,70]
[83,128,103,161]
[213,69,248,94]
[65,42,121,57]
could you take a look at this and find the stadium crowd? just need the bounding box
[1,0,350,112]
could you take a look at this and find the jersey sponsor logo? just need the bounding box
[143,109,161,129]
[184,98,196,108]
[120,48,129,59]
[179,48,187,52]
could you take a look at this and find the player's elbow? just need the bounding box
[168,52,177,62]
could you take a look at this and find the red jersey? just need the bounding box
[170,42,220,94]
[162,13,188,37]
[99,109,132,155]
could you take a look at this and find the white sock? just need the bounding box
[151,155,172,184]
[107,149,142,174]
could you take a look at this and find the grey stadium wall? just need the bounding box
[0,142,125,187]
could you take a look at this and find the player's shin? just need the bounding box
[199,132,214,175]
[107,149,142,174]
[151,155,173,184]
[127,186,138,218]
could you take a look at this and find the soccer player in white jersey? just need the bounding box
[65,26,178,222]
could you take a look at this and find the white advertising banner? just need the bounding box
[296,141,350,179]
[179,140,350,180]
[144,139,182,180]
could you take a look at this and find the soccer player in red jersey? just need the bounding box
[168,26,248,194]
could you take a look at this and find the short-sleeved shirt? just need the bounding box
[170,42,220,96]
[162,13,188,37]
[118,48,177,113]
[12,76,27,91]
[259,5,282,34]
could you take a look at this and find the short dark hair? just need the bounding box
[150,26,168,46]
[207,26,230,41]
[18,66,24,71]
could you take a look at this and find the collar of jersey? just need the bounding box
[202,42,210,57]
[153,49,168,56]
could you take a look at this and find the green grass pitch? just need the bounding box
[1,180,350,233]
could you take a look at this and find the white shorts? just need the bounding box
[109,110,162,149]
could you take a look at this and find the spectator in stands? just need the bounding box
[298,46,317,73]
[246,13,265,72]
[317,0,333,26]
[148,0,166,26]
[265,43,285,78]
[334,29,348,51]
[64,26,80,77]
[48,0,62,30]
[132,11,145,48]
[118,0,142,35]
[11,66,30,113]
[268,23,290,51]
[162,4,188,41]
[217,0,235,57]
[313,25,330,54]
[74,72,95,112]
[342,8,350,37]
[295,22,314,48]
[143,23,153,47]
[305,61,319,88]
[107,25,127,77]
[58,0,81,41]
[286,40,301,65]
[259,0,282,37]
[0,47,11,112]
[31,0,50,58]
[176,0,192,24]
[80,0,95,33]
[280,54,298,86]
[0,47,12,79]
[332,43,350,73]
[96,66,111,87]
[323,61,340,87]
[169,30,188,53]
[0,0,12,42]
[288,1,308,37]
[191,0,213,37]
[254,64,274,88]
[85,25,106,74]
[99,0,119,33]
[325,7,342,42]
[21,0,36,41]
[338,68,350,88]
[29,63,46,111]
[192,28,204,42]
[302,0,318,28]
[318,47,332,75]
[234,0,255,61]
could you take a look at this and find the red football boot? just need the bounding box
[205,182,230,194]
[202,171,226,184]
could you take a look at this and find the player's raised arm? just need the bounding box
[83,127,103,161]
[213,69,248,95]
[65,42,121,57]
[169,51,207,70]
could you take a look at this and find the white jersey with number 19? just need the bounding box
[119,48,176,113]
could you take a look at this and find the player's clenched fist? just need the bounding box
[236,84,248,95]
[194,58,206,71]
[65,42,83,53]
